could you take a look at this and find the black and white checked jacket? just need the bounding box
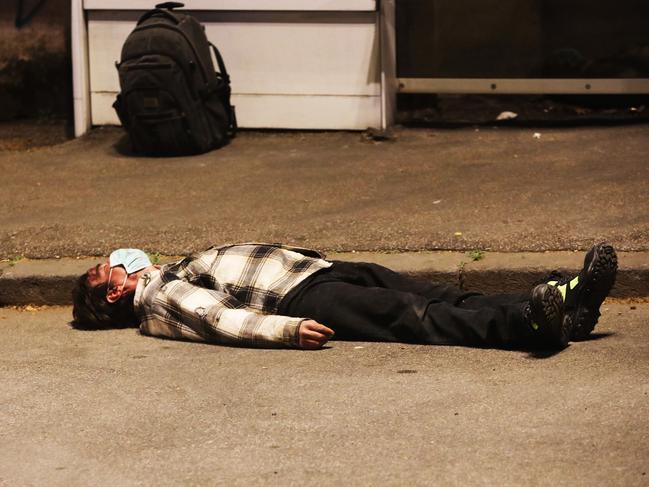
[133,243,332,347]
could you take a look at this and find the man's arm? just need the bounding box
[141,279,333,349]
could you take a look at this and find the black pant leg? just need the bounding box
[459,293,531,308]
[328,261,531,310]
[282,278,530,349]
[328,261,474,304]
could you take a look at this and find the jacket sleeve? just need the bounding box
[140,279,304,348]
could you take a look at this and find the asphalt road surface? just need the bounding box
[1,302,648,486]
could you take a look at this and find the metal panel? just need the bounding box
[72,0,90,137]
[77,1,392,132]
[399,78,649,94]
[83,0,376,11]
[379,0,396,129]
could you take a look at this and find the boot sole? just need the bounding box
[531,284,570,348]
[572,243,618,340]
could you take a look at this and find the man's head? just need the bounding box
[71,249,153,329]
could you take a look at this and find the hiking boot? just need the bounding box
[547,243,618,341]
[524,283,571,349]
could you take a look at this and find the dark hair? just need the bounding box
[71,273,139,329]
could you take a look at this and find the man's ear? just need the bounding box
[106,285,124,304]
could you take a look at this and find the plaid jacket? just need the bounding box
[133,243,332,347]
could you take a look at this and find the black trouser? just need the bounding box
[279,261,533,349]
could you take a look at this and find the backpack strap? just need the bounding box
[228,105,238,136]
[209,42,237,135]
[209,42,230,81]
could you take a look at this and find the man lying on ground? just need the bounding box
[72,242,617,351]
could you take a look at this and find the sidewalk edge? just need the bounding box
[1,251,647,306]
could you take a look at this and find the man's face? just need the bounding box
[86,260,127,289]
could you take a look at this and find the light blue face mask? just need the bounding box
[109,248,152,274]
[106,249,152,298]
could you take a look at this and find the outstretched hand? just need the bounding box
[298,320,334,349]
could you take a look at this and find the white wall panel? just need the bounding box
[91,92,381,129]
[87,17,130,94]
[88,13,380,95]
[203,21,380,96]
[87,10,383,129]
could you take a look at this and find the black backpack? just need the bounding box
[113,2,236,156]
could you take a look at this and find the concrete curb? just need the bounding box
[1,251,648,306]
